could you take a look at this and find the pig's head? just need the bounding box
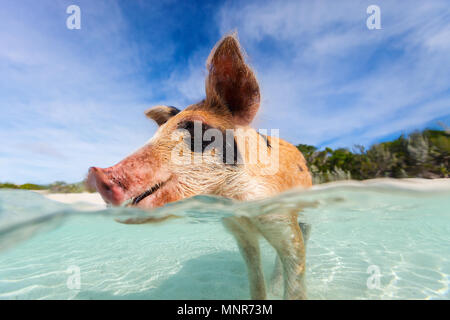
[87,34,261,209]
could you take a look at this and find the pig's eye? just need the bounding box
[177,120,241,165]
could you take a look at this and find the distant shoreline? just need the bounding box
[23,178,449,210]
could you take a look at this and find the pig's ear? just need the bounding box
[145,105,180,126]
[205,34,260,126]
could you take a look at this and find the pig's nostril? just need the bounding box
[87,165,125,206]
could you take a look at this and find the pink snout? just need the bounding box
[87,167,125,206]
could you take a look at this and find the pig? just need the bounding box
[87,33,312,300]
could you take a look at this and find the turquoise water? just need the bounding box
[0,180,449,300]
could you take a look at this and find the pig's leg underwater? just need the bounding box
[222,216,267,299]
[270,221,310,297]
[224,213,309,300]
[254,213,308,300]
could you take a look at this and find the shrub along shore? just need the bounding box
[298,129,449,184]
[0,181,88,193]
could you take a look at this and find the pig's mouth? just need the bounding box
[128,180,167,206]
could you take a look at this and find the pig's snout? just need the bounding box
[87,167,125,206]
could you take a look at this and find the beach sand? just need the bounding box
[35,190,106,210]
[312,177,450,191]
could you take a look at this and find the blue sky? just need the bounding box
[0,0,449,184]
